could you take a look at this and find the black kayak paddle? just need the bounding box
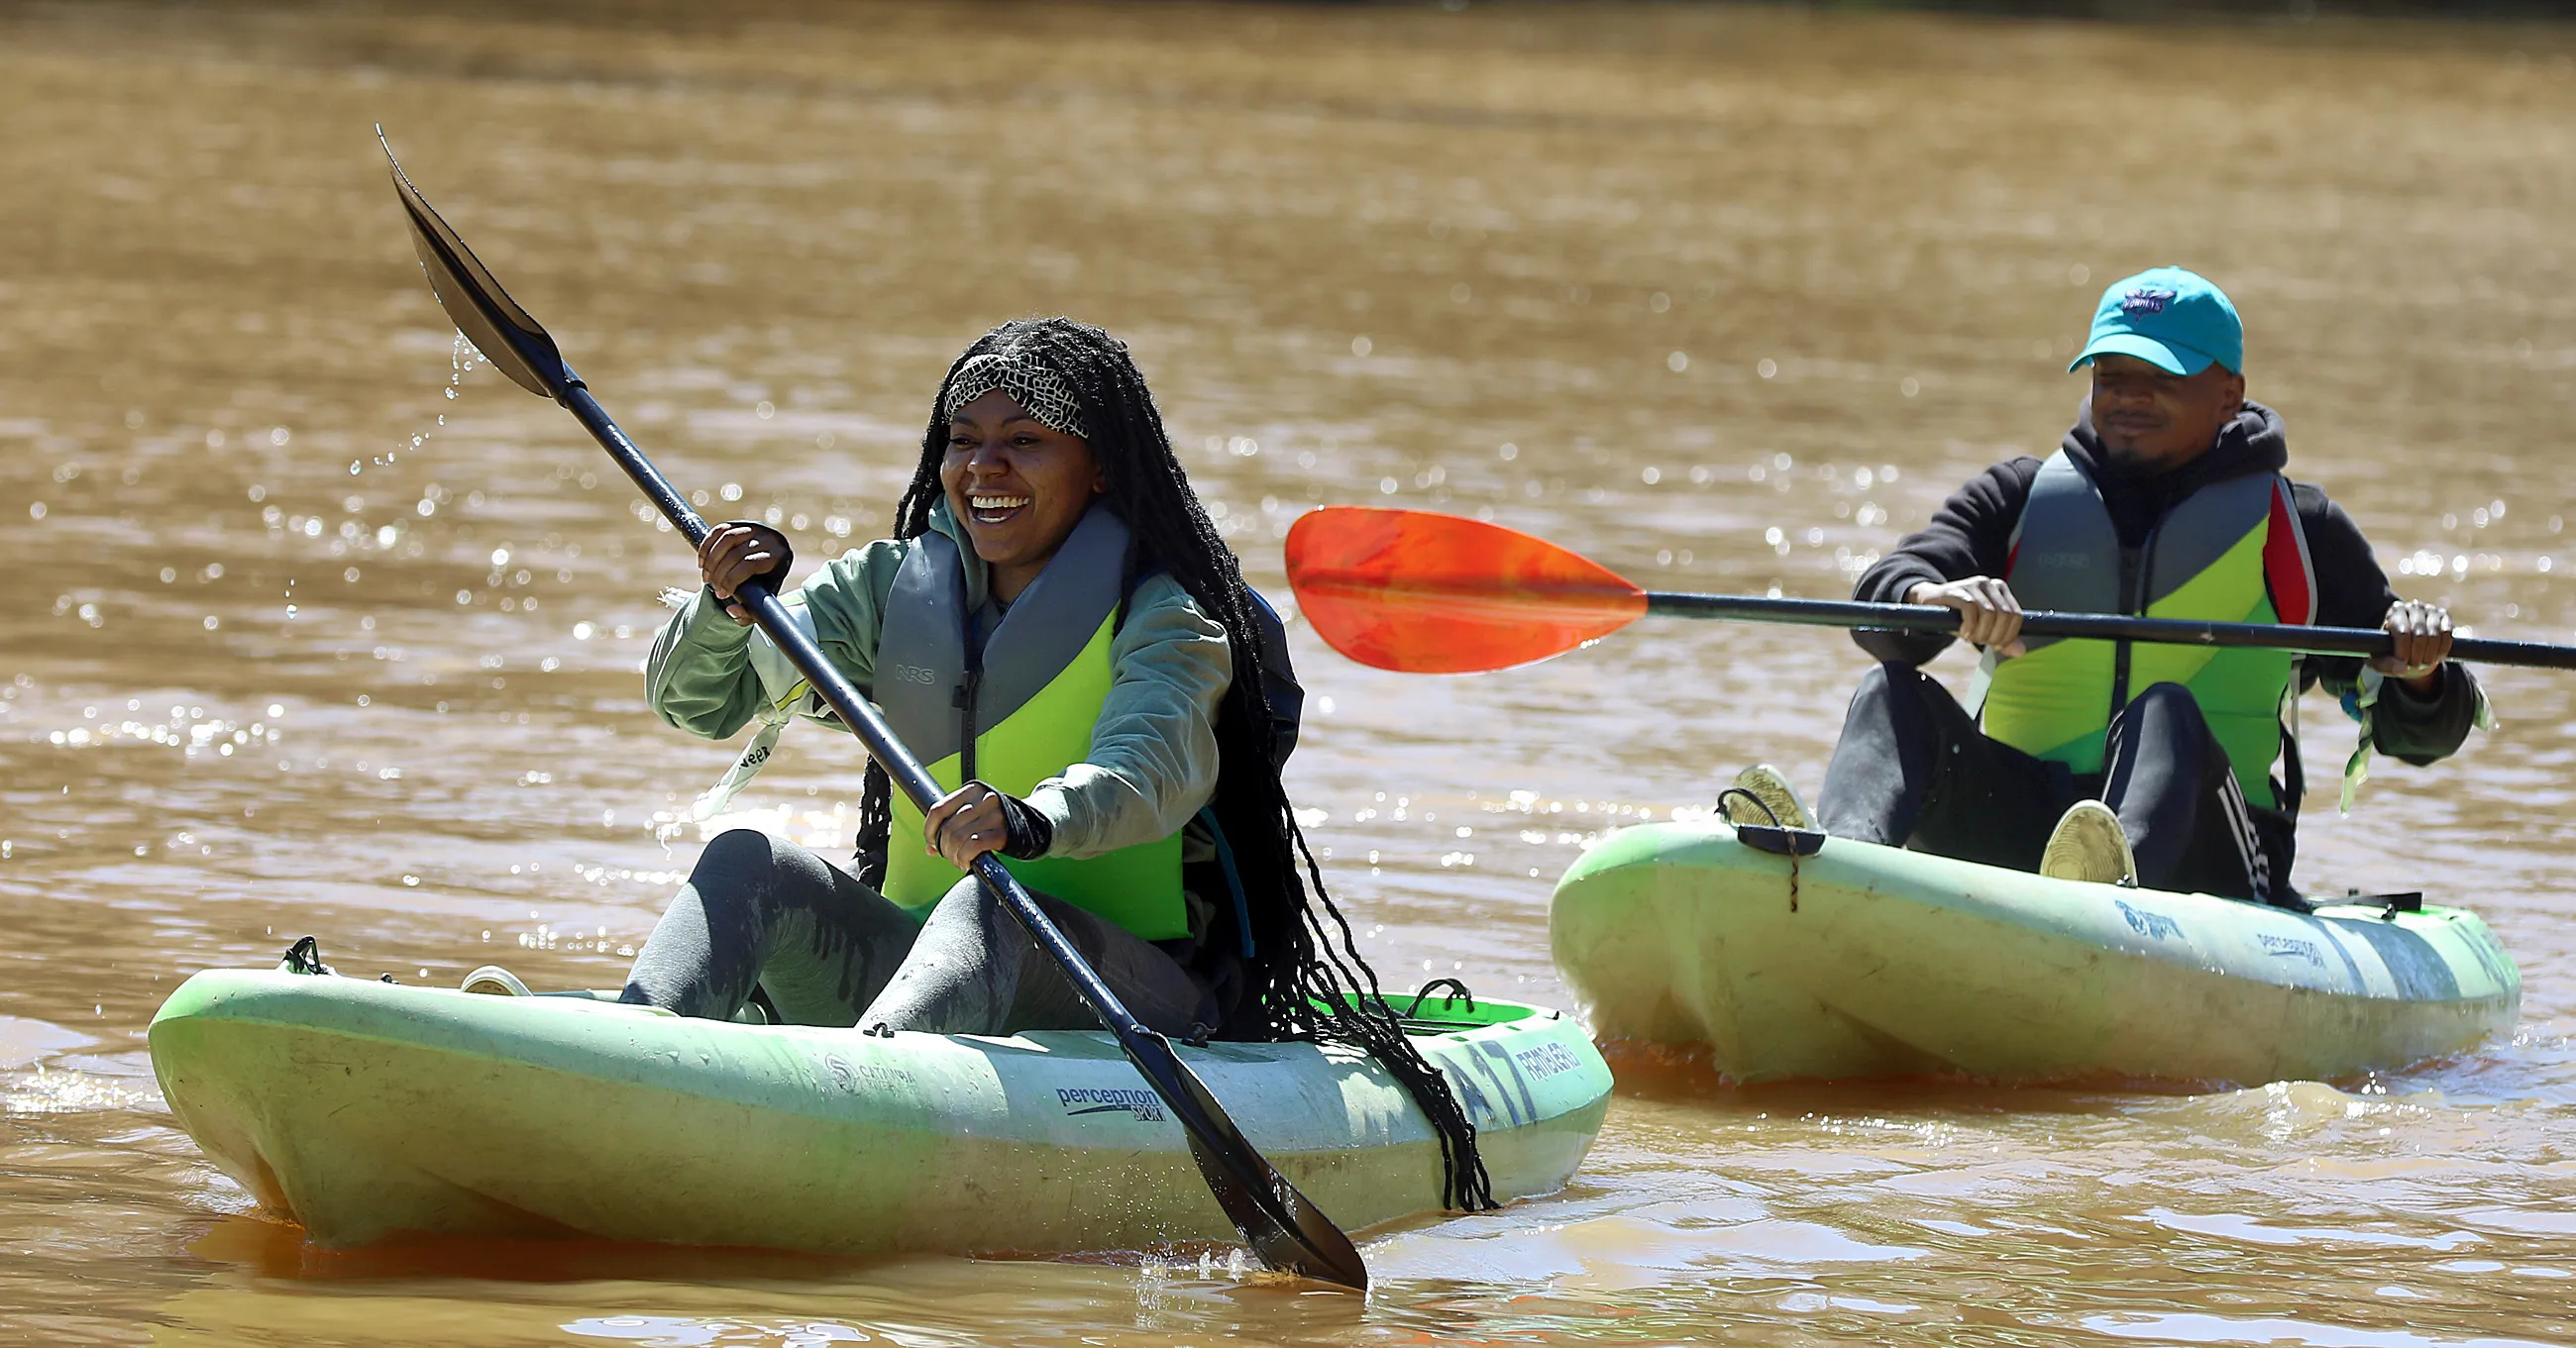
[378,130,1368,1291]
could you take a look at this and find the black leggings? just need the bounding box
[618,828,1217,1034]
[1814,664,2293,904]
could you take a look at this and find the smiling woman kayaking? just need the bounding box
[622,316,1491,1208]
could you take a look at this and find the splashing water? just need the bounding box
[364,332,484,474]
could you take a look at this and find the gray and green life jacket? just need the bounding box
[700,503,1300,947]
[1978,450,2317,808]
[873,504,1191,940]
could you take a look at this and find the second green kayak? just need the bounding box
[1552,821,2519,1086]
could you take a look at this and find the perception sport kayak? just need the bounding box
[1551,820,2519,1086]
[148,969,1611,1256]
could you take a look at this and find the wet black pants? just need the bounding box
[618,828,1217,1034]
[1814,663,2289,903]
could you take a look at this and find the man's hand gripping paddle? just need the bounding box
[380,131,1367,1291]
[1285,506,2576,674]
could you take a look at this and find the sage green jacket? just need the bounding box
[646,501,1233,862]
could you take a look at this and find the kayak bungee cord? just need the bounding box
[377,130,1367,1290]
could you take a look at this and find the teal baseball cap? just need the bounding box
[2069,266,2242,376]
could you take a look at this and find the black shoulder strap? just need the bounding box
[1243,585,1303,770]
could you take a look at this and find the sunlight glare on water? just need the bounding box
[2,2,2576,1344]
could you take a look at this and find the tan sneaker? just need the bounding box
[1722,764,1816,831]
[460,966,532,996]
[2039,800,2137,886]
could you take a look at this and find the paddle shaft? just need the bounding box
[1643,590,2576,671]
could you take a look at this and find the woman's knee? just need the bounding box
[694,827,787,880]
[918,874,1012,941]
[930,873,992,911]
[687,828,837,913]
[920,875,1087,961]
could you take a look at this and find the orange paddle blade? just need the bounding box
[1284,507,1648,673]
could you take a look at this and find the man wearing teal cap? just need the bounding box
[1727,267,2484,906]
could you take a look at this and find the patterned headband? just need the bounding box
[939,350,1091,440]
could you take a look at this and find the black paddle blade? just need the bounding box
[1143,1034,1367,1290]
[378,128,575,402]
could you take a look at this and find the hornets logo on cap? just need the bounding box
[2119,286,2177,316]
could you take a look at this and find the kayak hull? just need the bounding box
[1551,822,2520,1086]
[149,972,1609,1255]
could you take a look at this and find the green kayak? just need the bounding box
[1552,821,2520,1086]
[148,970,1609,1256]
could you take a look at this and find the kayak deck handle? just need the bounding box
[1406,979,1477,1018]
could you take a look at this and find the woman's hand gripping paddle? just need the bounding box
[1286,506,2576,674]
[380,131,1368,1291]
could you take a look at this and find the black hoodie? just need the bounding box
[1849,401,2481,780]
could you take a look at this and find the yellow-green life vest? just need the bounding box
[874,505,1189,941]
[1980,451,2317,808]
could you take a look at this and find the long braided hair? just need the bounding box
[852,317,1494,1211]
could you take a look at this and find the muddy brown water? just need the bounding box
[5,3,2576,1343]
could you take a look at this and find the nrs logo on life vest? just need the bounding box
[1056,1086,1165,1122]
